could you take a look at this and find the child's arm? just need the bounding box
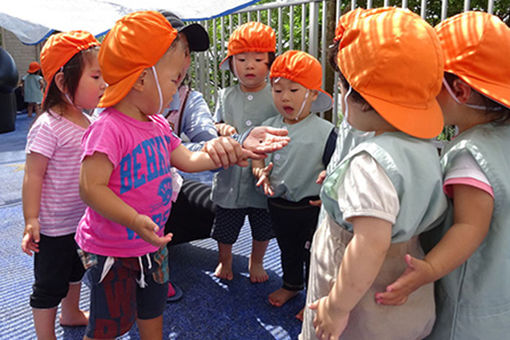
[80,152,172,248]
[21,153,49,256]
[252,159,274,196]
[376,184,493,305]
[309,216,392,339]
[172,143,249,171]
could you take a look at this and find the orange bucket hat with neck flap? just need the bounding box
[98,11,178,108]
[270,50,332,112]
[27,62,41,74]
[40,31,99,104]
[219,21,276,71]
[335,7,445,139]
[435,11,510,109]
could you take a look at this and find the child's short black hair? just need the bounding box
[42,47,98,113]
[444,72,510,123]
[227,51,276,73]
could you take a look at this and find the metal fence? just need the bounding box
[188,0,503,125]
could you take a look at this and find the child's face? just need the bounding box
[147,42,186,115]
[232,52,269,92]
[272,77,317,124]
[75,50,106,110]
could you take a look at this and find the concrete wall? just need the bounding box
[1,28,42,84]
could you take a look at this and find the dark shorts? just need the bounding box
[81,248,169,339]
[211,206,274,244]
[30,233,85,309]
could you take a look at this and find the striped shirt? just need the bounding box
[25,111,91,237]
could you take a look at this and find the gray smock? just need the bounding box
[427,122,510,340]
[301,132,447,340]
[262,114,335,202]
[211,83,279,209]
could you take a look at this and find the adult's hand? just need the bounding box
[243,126,290,155]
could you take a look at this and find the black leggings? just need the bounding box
[268,196,320,291]
[164,179,216,245]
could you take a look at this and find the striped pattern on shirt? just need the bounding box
[25,111,90,237]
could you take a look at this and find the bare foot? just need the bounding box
[249,260,268,283]
[268,288,299,307]
[59,310,89,327]
[295,307,304,321]
[214,261,233,280]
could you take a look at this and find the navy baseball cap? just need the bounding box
[160,11,210,52]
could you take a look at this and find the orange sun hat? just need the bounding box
[98,11,178,108]
[270,50,332,112]
[27,61,41,74]
[336,7,444,139]
[40,31,99,104]
[436,11,510,108]
[219,21,276,71]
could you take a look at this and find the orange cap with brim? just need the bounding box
[436,11,510,109]
[40,31,99,104]
[219,21,276,71]
[270,50,332,112]
[98,11,178,108]
[336,8,444,139]
[27,62,41,74]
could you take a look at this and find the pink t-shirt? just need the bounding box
[25,111,90,237]
[75,109,181,257]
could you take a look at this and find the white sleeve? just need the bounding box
[444,152,490,186]
[337,153,400,224]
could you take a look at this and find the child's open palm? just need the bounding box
[21,218,40,256]
[254,162,274,196]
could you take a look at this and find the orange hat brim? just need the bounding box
[98,69,143,108]
[361,92,444,139]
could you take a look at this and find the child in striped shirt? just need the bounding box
[21,31,106,339]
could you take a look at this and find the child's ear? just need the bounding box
[361,102,373,112]
[310,90,319,102]
[54,72,66,94]
[133,70,148,91]
[452,78,473,104]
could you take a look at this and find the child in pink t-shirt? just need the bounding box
[75,12,251,340]
[21,31,105,340]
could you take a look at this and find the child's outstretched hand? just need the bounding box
[243,126,290,155]
[21,218,40,256]
[132,214,173,248]
[309,170,327,207]
[375,254,435,305]
[254,162,274,196]
[309,296,349,339]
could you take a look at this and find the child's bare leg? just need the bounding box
[215,243,233,280]
[33,307,58,340]
[249,239,269,283]
[59,282,88,326]
[35,103,42,116]
[27,103,34,117]
[137,315,163,340]
[268,287,299,306]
